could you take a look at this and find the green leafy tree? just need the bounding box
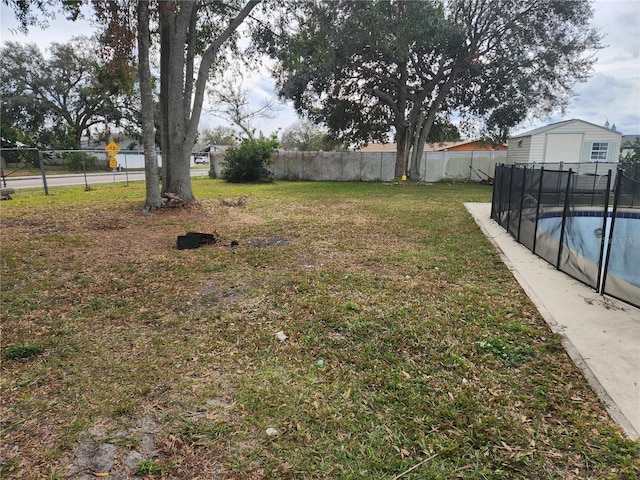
[423,119,462,145]
[0,37,137,149]
[620,137,640,165]
[107,0,260,203]
[221,134,279,182]
[200,126,239,146]
[6,0,262,208]
[0,122,33,148]
[64,151,99,171]
[268,0,602,179]
[280,121,345,151]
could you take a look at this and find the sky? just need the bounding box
[1,0,639,137]
[516,0,640,136]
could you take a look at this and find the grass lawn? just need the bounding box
[1,179,638,479]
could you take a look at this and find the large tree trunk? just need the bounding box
[408,73,459,181]
[394,125,409,178]
[157,0,260,201]
[159,1,196,201]
[74,127,83,150]
[138,0,163,211]
[410,112,437,182]
[408,112,425,181]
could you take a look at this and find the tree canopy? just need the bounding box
[268,0,602,178]
[5,0,262,209]
[621,137,640,165]
[280,121,345,151]
[0,37,137,149]
[200,126,239,146]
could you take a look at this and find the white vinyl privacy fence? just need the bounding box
[210,150,508,182]
[3,147,507,196]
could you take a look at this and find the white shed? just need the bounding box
[507,119,622,164]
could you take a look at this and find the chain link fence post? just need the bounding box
[38,150,49,195]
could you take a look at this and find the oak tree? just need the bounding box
[0,37,136,149]
[155,1,260,201]
[5,0,261,207]
[269,0,602,179]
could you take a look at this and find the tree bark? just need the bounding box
[394,56,409,178]
[409,72,459,181]
[158,0,260,201]
[408,111,425,181]
[137,0,162,211]
[159,1,195,201]
[394,125,409,178]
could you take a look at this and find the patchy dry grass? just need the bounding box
[1,180,638,479]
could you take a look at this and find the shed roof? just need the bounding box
[510,119,622,139]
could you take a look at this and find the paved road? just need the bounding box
[3,169,210,190]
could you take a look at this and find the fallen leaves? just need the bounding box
[2,183,638,479]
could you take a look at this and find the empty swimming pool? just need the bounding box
[491,163,640,309]
[536,211,640,291]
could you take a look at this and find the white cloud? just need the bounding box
[0,4,95,47]
[593,1,640,61]
[513,1,640,135]
[558,0,640,134]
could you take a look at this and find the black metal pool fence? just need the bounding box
[491,162,640,309]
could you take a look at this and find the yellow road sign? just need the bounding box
[109,157,117,169]
[105,140,120,154]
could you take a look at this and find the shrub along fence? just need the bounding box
[491,162,640,309]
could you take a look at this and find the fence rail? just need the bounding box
[491,162,640,309]
[0,148,119,193]
[0,148,168,193]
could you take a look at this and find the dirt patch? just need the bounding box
[194,280,247,309]
[218,196,248,208]
[64,416,162,479]
[0,218,41,228]
[33,225,71,234]
[85,219,128,231]
[63,396,244,479]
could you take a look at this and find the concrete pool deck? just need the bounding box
[465,203,640,440]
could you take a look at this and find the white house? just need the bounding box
[507,119,622,164]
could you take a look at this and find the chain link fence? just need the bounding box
[0,148,213,194]
[0,148,128,193]
[0,148,42,187]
